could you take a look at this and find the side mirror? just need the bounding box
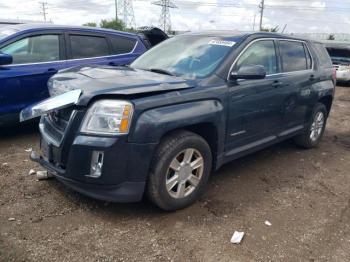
[230,65,266,80]
[0,52,13,66]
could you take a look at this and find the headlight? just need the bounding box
[81,100,133,135]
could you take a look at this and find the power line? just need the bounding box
[39,2,48,21]
[135,0,350,13]
[152,0,177,32]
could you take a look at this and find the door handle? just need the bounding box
[309,74,315,81]
[272,80,282,88]
[47,68,58,73]
[108,62,116,66]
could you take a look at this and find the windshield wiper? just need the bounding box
[148,68,175,76]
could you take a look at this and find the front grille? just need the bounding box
[40,107,74,147]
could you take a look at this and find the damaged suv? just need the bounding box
[22,32,335,211]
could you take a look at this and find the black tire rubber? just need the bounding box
[293,103,328,149]
[146,130,212,211]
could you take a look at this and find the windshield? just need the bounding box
[131,35,236,78]
[0,28,18,41]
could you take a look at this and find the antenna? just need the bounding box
[152,0,177,32]
[117,0,136,29]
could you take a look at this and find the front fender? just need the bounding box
[129,100,225,144]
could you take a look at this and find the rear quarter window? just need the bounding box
[110,36,137,55]
[313,43,333,68]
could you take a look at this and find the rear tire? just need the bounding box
[147,130,212,211]
[294,103,328,149]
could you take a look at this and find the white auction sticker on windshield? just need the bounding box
[209,40,236,47]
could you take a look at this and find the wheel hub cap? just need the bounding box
[179,164,192,182]
[310,111,325,142]
[165,148,204,199]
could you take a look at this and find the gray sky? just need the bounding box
[0,0,350,33]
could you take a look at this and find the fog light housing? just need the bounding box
[87,151,104,178]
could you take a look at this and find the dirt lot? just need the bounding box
[0,86,349,262]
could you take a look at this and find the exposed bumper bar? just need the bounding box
[20,89,81,122]
[30,150,145,203]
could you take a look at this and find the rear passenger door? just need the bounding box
[276,40,314,132]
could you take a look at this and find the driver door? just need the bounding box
[0,32,66,119]
[225,39,287,153]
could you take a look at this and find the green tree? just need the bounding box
[83,22,97,27]
[261,26,279,32]
[100,19,125,31]
[327,34,335,40]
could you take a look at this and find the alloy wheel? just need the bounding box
[165,148,204,199]
[310,111,325,142]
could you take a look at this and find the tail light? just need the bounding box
[332,68,337,84]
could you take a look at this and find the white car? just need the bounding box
[323,41,350,83]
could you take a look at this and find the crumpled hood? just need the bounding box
[20,65,196,122]
[48,65,195,102]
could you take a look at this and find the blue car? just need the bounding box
[0,24,167,125]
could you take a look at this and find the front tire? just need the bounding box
[147,130,212,211]
[294,103,328,149]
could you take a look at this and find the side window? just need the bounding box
[69,35,109,59]
[110,36,137,55]
[236,40,278,75]
[0,34,60,64]
[279,41,308,72]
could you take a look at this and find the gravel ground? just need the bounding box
[0,86,349,262]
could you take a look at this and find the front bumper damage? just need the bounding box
[21,89,156,203]
[30,129,157,203]
[31,151,146,202]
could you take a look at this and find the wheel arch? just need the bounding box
[129,100,226,168]
[318,95,333,116]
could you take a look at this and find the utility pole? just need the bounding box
[152,0,177,33]
[252,14,256,31]
[39,2,48,21]
[259,0,265,31]
[117,0,136,28]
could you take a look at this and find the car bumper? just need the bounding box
[31,133,157,203]
[336,70,350,82]
[31,150,145,202]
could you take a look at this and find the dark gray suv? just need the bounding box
[22,32,335,210]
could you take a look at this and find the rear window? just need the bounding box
[313,43,333,67]
[110,36,136,55]
[69,35,109,59]
[279,41,308,72]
